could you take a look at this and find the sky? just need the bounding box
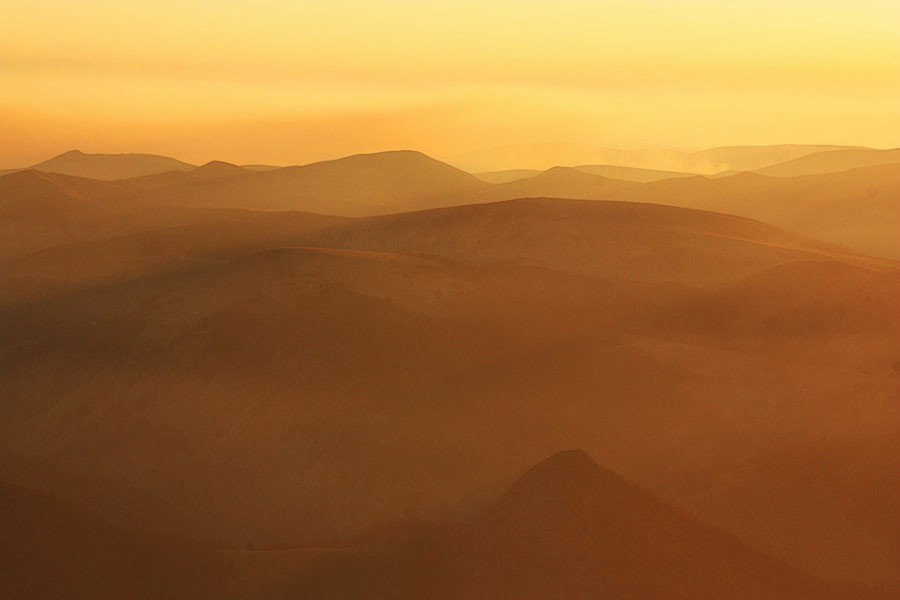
[1,0,898,167]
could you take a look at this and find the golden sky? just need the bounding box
[2,0,898,167]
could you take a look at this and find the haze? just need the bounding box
[2,0,899,168]
[2,2,899,599]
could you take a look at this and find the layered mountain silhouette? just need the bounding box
[142,150,486,214]
[5,147,897,258]
[2,144,899,591]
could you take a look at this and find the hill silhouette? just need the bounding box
[192,160,252,180]
[574,163,698,182]
[6,149,894,260]
[754,147,900,176]
[143,150,486,214]
[292,450,882,600]
[22,150,195,180]
[307,197,886,286]
[449,143,862,173]
[477,165,696,183]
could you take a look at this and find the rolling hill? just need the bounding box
[1,195,896,586]
[754,147,900,177]
[0,170,140,257]
[142,150,487,214]
[448,143,862,173]
[574,163,698,182]
[306,197,887,286]
[609,164,900,258]
[7,148,893,262]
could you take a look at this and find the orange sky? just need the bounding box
[2,0,898,167]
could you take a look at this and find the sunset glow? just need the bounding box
[2,0,898,167]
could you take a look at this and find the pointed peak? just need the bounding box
[504,449,629,499]
[481,450,637,526]
[525,449,599,475]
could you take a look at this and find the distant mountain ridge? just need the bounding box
[24,150,196,180]
[141,150,487,214]
[448,143,865,173]
[753,147,900,176]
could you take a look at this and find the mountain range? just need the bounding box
[1,144,898,593]
[446,143,866,173]
[5,146,898,258]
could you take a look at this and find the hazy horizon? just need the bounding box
[5,141,899,173]
[3,0,899,167]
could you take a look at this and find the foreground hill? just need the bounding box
[754,147,900,177]
[0,480,227,599]
[291,451,882,600]
[1,196,896,584]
